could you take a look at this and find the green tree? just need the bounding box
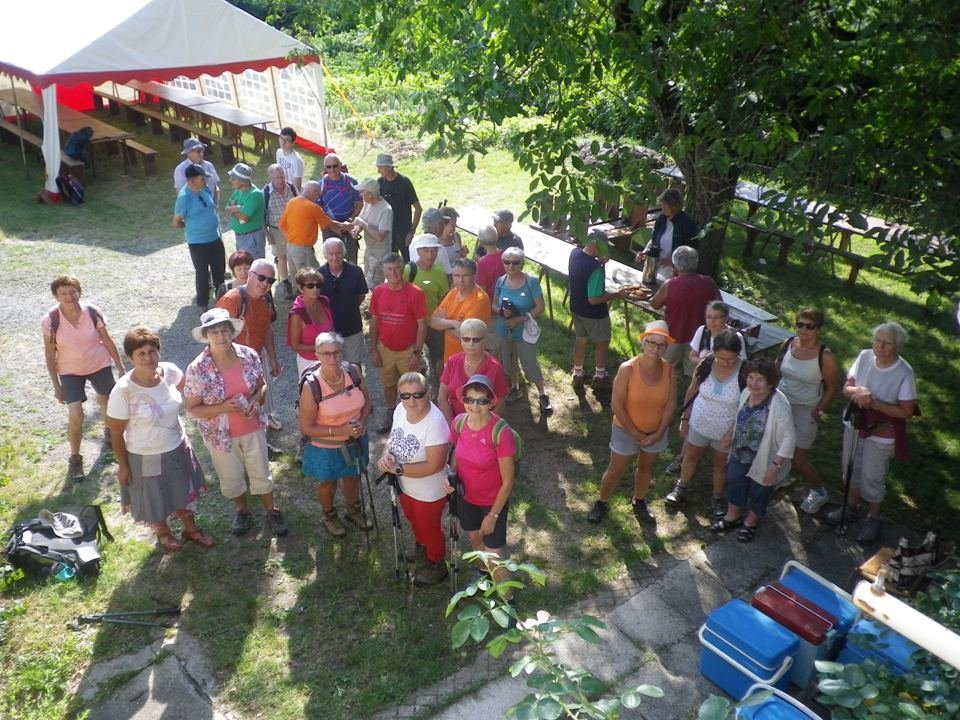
[357,0,959,279]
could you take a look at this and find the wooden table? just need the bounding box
[126,80,220,110]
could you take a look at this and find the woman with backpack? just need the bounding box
[437,318,509,423]
[286,267,335,380]
[298,332,373,538]
[775,308,838,515]
[666,329,745,518]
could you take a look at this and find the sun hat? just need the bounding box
[228,163,253,183]
[181,137,207,155]
[353,177,379,194]
[184,163,209,179]
[421,207,445,228]
[522,314,542,344]
[375,153,395,167]
[192,308,244,343]
[461,373,498,406]
[639,319,675,344]
[493,209,514,224]
[38,509,83,539]
[411,233,443,251]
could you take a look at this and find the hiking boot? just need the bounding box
[664,482,688,507]
[322,509,347,538]
[711,494,728,519]
[281,279,294,300]
[267,509,289,537]
[231,509,253,536]
[586,500,608,524]
[826,504,860,526]
[800,487,829,515]
[538,394,554,417]
[632,498,656,526]
[344,502,374,531]
[68,454,85,481]
[665,456,682,475]
[856,516,882,544]
[572,373,586,392]
[414,560,449,587]
[505,387,523,405]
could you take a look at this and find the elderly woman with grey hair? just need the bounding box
[352,178,394,287]
[826,321,918,543]
[475,225,504,299]
[491,247,552,416]
[438,318,509,422]
[635,187,699,281]
[420,207,454,275]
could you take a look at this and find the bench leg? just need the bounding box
[847,263,863,286]
[777,238,793,266]
[743,227,759,257]
[143,155,157,177]
[220,143,235,165]
[93,95,105,112]
[151,116,163,135]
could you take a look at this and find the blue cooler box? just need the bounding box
[736,683,821,719]
[837,618,918,676]
[779,561,859,656]
[699,599,800,699]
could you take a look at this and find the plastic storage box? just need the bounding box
[778,560,859,653]
[837,618,918,676]
[752,581,838,689]
[699,599,800,699]
[736,683,821,719]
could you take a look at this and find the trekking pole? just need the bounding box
[74,606,180,628]
[447,492,461,595]
[836,423,859,537]
[352,438,380,536]
[376,472,411,582]
[348,438,374,551]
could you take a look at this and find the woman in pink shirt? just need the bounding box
[286,267,334,379]
[41,275,125,481]
[438,318,508,422]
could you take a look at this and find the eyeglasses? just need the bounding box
[301,282,321,289]
[502,260,522,266]
[318,350,342,358]
[253,273,276,285]
[643,338,668,350]
[461,336,483,343]
[398,391,427,400]
[463,397,491,406]
[325,163,340,168]
[796,321,819,330]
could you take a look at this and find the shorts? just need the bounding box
[205,430,274,499]
[302,436,369,483]
[572,314,612,344]
[791,403,819,450]
[664,342,696,376]
[842,425,894,503]
[60,366,116,404]
[266,226,288,257]
[287,243,319,272]
[608,423,669,456]
[235,228,267,260]
[457,497,509,550]
[377,342,415,388]
[685,423,730,453]
[341,332,365,366]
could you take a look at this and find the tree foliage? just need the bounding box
[356,0,959,281]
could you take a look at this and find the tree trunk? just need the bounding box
[675,154,739,278]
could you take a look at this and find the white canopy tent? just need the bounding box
[0,0,323,194]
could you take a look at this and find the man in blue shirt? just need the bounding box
[173,164,224,309]
[319,154,363,263]
[318,237,369,365]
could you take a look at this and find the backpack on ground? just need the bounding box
[47,305,103,346]
[4,505,113,580]
[56,171,85,205]
[452,414,524,463]
[298,361,363,406]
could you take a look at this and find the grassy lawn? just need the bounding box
[0,119,957,719]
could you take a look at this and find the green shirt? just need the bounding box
[228,186,265,234]
[403,263,449,313]
[587,266,606,298]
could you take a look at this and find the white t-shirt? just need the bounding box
[388,403,449,501]
[107,362,186,455]
[173,159,220,194]
[847,349,917,445]
[690,360,744,441]
[689,325,748,361]
[276,148,304,187]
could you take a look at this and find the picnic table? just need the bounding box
[458,206,790,355]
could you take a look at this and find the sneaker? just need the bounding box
[322,509,347,538]
[665,456,682,475]
[856,516,882,544]
[711,495,727,519]
[664,482,688,507]
[267,443,284,460]
[586,500,608,524]
[825,504,860,526]
[281,279,294,300]
[68,454,85,481]
[800,487,829,515]
[538,394,554,417]
[591,374,611,392]
[267,508,289,537]
[572,373,585,392]
[414,560,449,586]
[505,387,523,405]
[344,502,374,531]
[632,498,656,526]
[267,414,283,431]
[231,509,253,536]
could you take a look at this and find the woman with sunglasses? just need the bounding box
[587,321,677,526]
[450,375,516,591]
[377,372,450,586]
[775,308,838,515]
[287,267,334,379]
[299,332,373,538]
[438,318,509,423]
[491,247,552,416]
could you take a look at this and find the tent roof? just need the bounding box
[0,0,315,87]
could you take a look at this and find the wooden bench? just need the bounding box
[729,216,795,266]
[801,239,867,286]
[122,139,158,176]
[0,118,87,181]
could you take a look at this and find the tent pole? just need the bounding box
[6,75,28,169]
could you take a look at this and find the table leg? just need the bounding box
[622,298,635,351]
[545,271,554,322]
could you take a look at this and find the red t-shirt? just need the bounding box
[370,282,428,351]
[664,274,721,343]
[476,252,506,300]
[451,412,516,506]
[440,352,509,417]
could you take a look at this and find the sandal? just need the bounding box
[737,525,758,543]
[156,530,183,553]
[710,517,742,533]
[182,528,216,548]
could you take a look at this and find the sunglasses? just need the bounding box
[318,350,342,358]
[253,273,276,285]
[463,397,491,406]
[398,391,427,400]
[796,321,819,330]
[301,282,321,289]
[502,260,522,266]
[460,336,483,343]
[325,163,340,168]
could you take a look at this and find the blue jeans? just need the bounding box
[726,455,773,517]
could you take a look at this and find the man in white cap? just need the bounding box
[404,233,449,385]
[352,177,393,287]
[225,163,266,260]
[173,137,220,204]
[376,153,421,262]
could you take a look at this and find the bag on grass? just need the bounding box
[4,505,113,580]
[56,172,85,205]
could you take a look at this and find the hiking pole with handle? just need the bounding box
[73,606,180,629]
[836,415,861,537]
[446,472,462,595]
[376,472,411,583]
[348,436,378,551]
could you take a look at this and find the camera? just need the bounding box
[499,298,519,318]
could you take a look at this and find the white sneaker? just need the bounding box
[800,487,828,515]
